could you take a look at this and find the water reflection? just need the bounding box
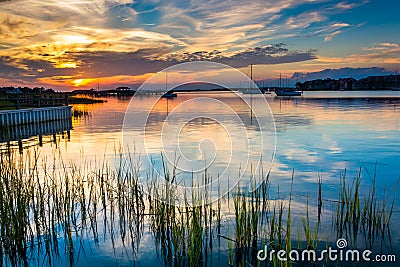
[273,114,313,132]
[1,94,399,195]
[142,93,264,130]
[0,92,399,266]
[123,92,275,205]
[0,118,72,152]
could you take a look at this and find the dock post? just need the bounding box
[18,140,23,153]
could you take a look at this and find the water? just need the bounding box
[2,91,400,266]
[52,92,400,200]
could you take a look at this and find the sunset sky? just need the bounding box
[0,0,399,90]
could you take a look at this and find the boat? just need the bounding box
[162,92,177,98]
[242,64,263,94]
[243,89,263,94]
[161,72,177,98]
[274,73,302,96]
[275,89,302,96]
[392,71,400,91]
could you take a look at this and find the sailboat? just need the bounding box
[392,71,400,91]
[275,73,302,96]
[243,64,263,94]
[161,72,177,98]
[162,92,177,98]
[275,90,302,96]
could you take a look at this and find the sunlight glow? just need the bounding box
[56,62,78,69]
[72,78,95,87]
[54,34,92,45]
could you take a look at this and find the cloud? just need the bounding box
[334,1,358,10]
[146,0,363,51]
[0,44,317,88]
[363,42,400,52]
[0,0,384,89]
[324,30,341,42]
[0,0,370,54]
[322,22,352,41]
[322,21,365,42]
[1,0,133,18]
[336,42,400,64]
[333,0,369,10]
[332,22,350,28]
[285,11,325,30]
[162,44,317,67]
[0,0,366,53]
[380,43,400,48]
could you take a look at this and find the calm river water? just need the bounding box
[3,91,400,266]
[51,91,400,202]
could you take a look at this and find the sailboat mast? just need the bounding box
[250,64,253,82]
[165,72,168,92]
[165,72,169,115]
[250,64,253,123]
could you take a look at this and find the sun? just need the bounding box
[56,62,78,69]
[72,78,95,87]
[72,79,84,86]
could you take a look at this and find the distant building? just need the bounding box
[116,86,131,91]
[338,78,356,90]
[296,75,397,91]
[5,88,22,94]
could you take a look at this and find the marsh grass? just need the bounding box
[71,108,91,121]
[333,168,394,248]
[0,150,145,266]
[0,151,396,266]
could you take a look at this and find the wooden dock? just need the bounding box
[2,92,69,108]
[0,118,72,143]
[0,106,72,127]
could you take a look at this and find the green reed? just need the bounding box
[333,167,394,248]
[0,150,396,266]
[0,150,145,266]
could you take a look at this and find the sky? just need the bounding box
[0,0,399,90]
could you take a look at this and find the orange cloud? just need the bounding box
[38,73,155,90]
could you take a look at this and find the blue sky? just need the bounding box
[0,0,399,89]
